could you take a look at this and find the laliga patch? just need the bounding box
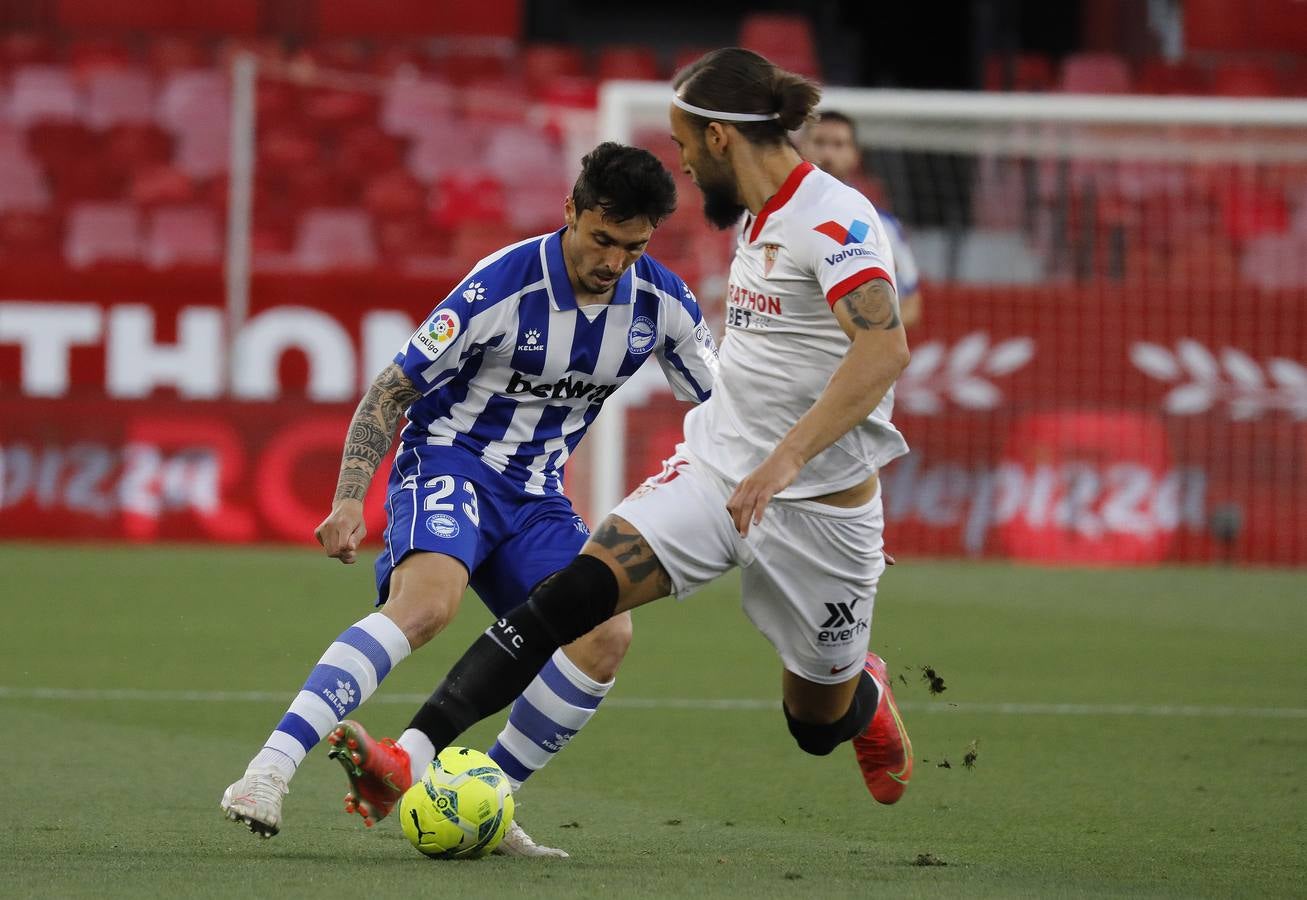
[627,316,656,354]
[425,513,460,539]
[413,308,462,361]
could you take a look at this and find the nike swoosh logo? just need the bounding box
[830,661,857,675]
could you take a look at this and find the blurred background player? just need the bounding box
[330,47,914,825]
[220,142,716,857]
[800,111,923,328]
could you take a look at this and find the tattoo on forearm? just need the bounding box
[335,363,420,501]
[591,517,672,596]
[839,280,901,331]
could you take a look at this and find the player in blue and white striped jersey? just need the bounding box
[221,143,716,855]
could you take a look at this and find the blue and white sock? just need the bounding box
[248,612,411,780]
[485,647,613,792]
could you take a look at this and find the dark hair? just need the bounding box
[816,109,857,140]
[673,47,821,144]
[571,141,677,225]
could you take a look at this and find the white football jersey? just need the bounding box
[683,161,909,498]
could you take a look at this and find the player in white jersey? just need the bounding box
[220,143,716,854]
[333,48,915,822]
[801,110,924,328]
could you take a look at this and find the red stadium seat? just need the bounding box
[430,173,507,229]
[362,168,427,221]
[144,204,222,268]
[0,32,58,68]
[380,76,457,138]
[1135,59,1209,95]
[522,44,588,83]
[128,163,199,206]
[1211,61,1284,97]
[1059,53,1132,94]
[103,123,174,171]
[66,36,137,83]
[983,53,1056,92]
[406,122,490,184]
[461,77,533,121]
[536,75,599,108]
[146,36,213,75]
[9,66,82,126]
[174,126,229,179]
[337,124,405,179]
[64,202,143,268]
[293,207,378,271]
[739,13,821,79]
[0,210,60,262]
[508,178,570,232]
[450,221,512,266]
[157,69,229,137]
[0,149,51,211]
[85,69,157,130]
[597,46,660,82]
[257,124,319,173]
[303,86,378,129]
[484,125,565,186]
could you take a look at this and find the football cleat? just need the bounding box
[327,719,412,827]
[493,820,570,859]
[221,770,289,838]
[852,652,913,804]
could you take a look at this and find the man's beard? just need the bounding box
[700,175,745,231]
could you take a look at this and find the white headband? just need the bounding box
[672,94,780,122]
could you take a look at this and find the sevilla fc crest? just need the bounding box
[763,243,779,277]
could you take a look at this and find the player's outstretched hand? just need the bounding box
[727,450,803,538]
[315,499,366,564]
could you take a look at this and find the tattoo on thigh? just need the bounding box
[591,517,671,596]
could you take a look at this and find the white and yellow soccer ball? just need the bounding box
[398,747,515,859]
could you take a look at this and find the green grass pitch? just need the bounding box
[2,543,1305,898]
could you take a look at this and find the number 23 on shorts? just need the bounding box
[419,475,480,540]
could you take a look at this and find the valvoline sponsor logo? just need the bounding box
[813,219,870,246]
[824,247,879,266]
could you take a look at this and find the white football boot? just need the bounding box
[220,770,289,838]
[493,821,569,858]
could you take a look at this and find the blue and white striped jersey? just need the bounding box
[393,227,718,496]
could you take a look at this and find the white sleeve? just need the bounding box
[792,191,898,308]
[655,283,717,403]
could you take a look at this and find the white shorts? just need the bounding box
[611,446,886,685]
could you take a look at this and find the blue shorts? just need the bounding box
[374,446,590,617]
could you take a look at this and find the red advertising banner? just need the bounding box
[2,270,1306,564]
[0,397,391,545]
[624,282,1307,566]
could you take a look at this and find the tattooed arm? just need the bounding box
[726,278,910,535]
[314,363,421,563]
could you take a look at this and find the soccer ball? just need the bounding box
[398,747,514,859]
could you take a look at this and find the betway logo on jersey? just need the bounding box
[728,282,783,315]
[506,370,617,404]
[814,219,870,246]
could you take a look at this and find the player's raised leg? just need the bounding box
[221,552,465,837]
[391,516,672,783]
[851,652,912,803]
[320,551,468,825]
